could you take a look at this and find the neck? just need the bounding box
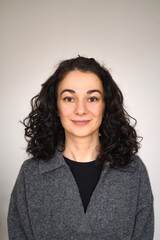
[63,133,101,162]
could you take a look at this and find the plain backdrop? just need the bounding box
[0,0,160,239]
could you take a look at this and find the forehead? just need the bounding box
[58,70,104,93]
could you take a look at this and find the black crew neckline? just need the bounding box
[63,155,96,165]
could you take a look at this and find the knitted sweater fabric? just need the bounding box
[8,151,154,240]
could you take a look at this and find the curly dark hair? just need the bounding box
[22,56,141,169]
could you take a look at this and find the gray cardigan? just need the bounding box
[8,151,154,240]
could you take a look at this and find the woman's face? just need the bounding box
[57,70,105,139]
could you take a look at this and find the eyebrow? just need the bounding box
[60,89,75,95]
[87,89,102,95]
[60,89,102,96]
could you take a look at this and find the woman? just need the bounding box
[8,56,154,239]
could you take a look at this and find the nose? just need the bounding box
[74,100,87,115]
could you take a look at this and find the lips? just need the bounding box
[72,120,90,125]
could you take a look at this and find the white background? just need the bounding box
[0,0,160,239]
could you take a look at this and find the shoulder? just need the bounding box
[130,155,150,179]
[17,158,43,184]
[130,155,153,199]
[21,157,39,170]
[130,155,148,170]
[112,155,152,193]
[111,155,150,178]
[19,158,40,176]
[19,151,65,177]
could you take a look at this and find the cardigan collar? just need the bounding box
[38,149,111,174]
[39,150,67,174]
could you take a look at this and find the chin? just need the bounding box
[70,130,98,138]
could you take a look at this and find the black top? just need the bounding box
[63,156,102,212]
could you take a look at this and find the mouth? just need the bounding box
[72,120,90,125]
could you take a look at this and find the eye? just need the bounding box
[88,97,98,102]
[64,97,74,102]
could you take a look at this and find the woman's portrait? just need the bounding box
[1,1,159,240]
[7,56,154,239]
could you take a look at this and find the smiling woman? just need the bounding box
[57,70,105,151]
[8,56,154,240]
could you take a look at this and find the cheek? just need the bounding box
[89,104,105,117]
[58,104,73,118]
